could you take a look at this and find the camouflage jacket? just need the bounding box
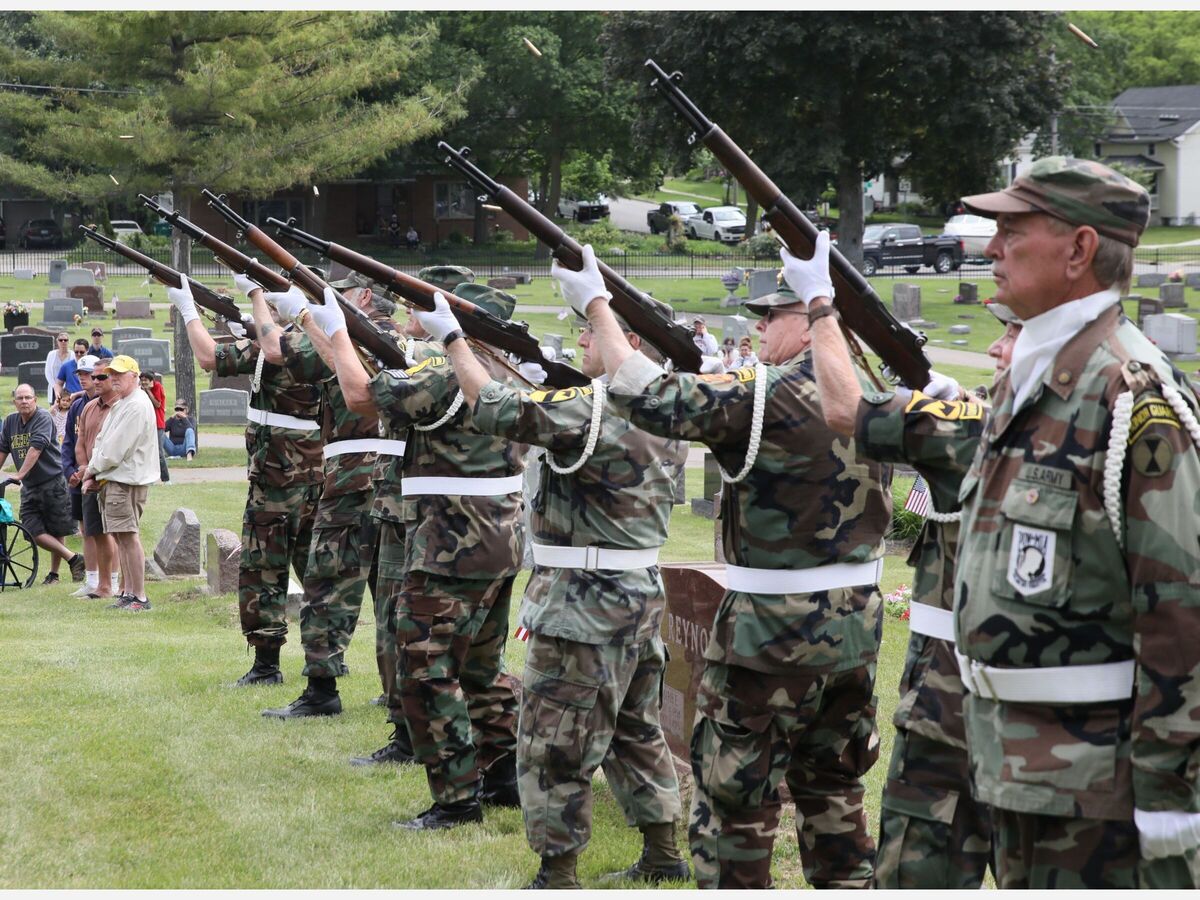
[472,378,688,645]
[370,345,525,579]
[213,336,322,488]
[955,305,1200,820]
[857,389,986,749]
[368,321,410,524]
[607,351,891,675]
[279,332,378,498]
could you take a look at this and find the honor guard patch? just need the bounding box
[1131,433,1174,478]
[404,356,446,376]
[1127,396,1179,444]
[904,391,984,421]
[1007,525,1054,594]
[528,385,594,403]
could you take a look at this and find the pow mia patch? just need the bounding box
[1131,433,1174,478]
[1007,525,1054,594]
[904,391,983,421]
[1127,397,1179,444]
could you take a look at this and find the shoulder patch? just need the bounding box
[904,390,983,421]
[1127,395,1179,444]
[698,373,737,384]
[528,385,594,403]
[382,368,410,380]
[404,356,446,376]
[1131,432,1174,478]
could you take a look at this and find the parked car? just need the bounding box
[854,223,964,276]
[942,214,996,257]
[557,194,610,222]
[647,200,702,234]
[685,205,746,243]
[110,219,145,242]
[17,218,63,249]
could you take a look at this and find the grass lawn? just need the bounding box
[0,466,916,888]
[635,178,747,210]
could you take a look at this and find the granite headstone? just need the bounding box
[153,508,202,576]
[893,283,921,321]
[199,388,249,425]
[122,338,172,374]
[112,326,153,350]
[41,298,84,326]
[0,334,54,374]
[48,259,67,285]
[205,529,241,595]
[1160,282,1187,309]
[16,361,48,392]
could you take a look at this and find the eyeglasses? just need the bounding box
[73,349,85,355]
[92,374,109,381]
[762,307,809,325]
[57,338,68,343]
[174,406,185,411]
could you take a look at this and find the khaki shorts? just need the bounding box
[99,482,149,534]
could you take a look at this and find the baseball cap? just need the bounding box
[107,354,140,375]
[985,300,1021,325]
[418,265,474,291]
[962,156,1150,247]
[76,354,100,373]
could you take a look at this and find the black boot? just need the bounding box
[262,676,341,718]
[350,725,417,767]
[525,851,581,889]
[479,753,521,808]
[393,799,482,831]
[600,821,689,884]
[236,646,282,687]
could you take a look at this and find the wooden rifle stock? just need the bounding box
[438,143,703,373]
[645,60,932,389]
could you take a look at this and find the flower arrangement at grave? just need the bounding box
[4,302,28,316]
[883,584,911,620]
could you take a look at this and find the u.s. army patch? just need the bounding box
[904,391,983,421]
[1007,525,1054,594]
[1127,396,1179,444]
[1131,433,1174,478]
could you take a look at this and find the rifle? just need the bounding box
[645,60,932,389]
[78,225,257,339]
[199,189,409,371]
[438,143,703,374]
[265,217,589,390]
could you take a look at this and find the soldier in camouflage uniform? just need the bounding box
[315,286,523,831]
[422,292,690,888]
[557,245,891,888]
[951,158,1200,887]
[809,290,1024,887]
[167,278,322,686]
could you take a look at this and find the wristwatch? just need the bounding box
[807,302,839,325]
[442,329,464,347]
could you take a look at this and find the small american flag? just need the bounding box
[514,626,531,642]
[903,475,931,518]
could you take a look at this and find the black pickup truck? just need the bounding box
[646,200,702,234]
[859,223,964,276]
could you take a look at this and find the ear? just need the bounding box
[626,332,641,350]
[1065,226,1100,281]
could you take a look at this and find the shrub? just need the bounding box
[889,477,924,542]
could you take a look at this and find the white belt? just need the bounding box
[247,407,319,432]
[724,558,883,595]
[909,602,955,642]
[401,474,523,497]
[531,543,661,571]
[955,650,1135,704]
[324,438,407,460]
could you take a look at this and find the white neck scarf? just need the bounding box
[1008,288,1120,413]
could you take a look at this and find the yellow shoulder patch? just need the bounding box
[1127,395,1179,445]
[903,390,983,421]
[528,385,594,403]
[734,366,757,383]
[404,356,446,376]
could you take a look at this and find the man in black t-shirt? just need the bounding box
[162,402,197,459]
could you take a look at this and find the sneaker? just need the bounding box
[122,598,152,612]
[71,583,95,598]
[42,572,60,586]
[68,554,86,583]
[107,592,136,609]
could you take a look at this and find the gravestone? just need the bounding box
[15,326,58,338]
[68,285,104,315]
[487,276,518,290]
[80,261,107,281]
[691,452,722,520]
[47,289,67,300]
[1132,295,1164,328]
[508,272,532,285]
[722,315,752,343]
[747,269,779,301]
[199,388,249,425]
[115,298,154,319]
[48,259,67,285]
[41,297,83,326]
[541,333,565,359]
[112,326,153,350]
[957,282,979,304]
[14,268,33,281]
[1186,273,1200,291]
[153,508,201,576]
[0,334,54,374]
[1160,282,1187,309]
[1143,313,1199,356]
[16,361,48,392]
[209,372,253,393]
[892,283,921,321]
[205,529,241,595]
[948,324,971,335]
[60,268,95,292]
[122,338,172,374]
[1137,273,1167,289]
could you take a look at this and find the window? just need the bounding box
[243,198,304,229]
[1148,143,1156,157]
[1094,143,1102,157]
[435,182,476,220]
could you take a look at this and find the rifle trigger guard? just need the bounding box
[687,132,697,146]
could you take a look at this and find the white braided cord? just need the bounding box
[250,346,266,395]
[1161,381,1200,451]
[546,379,605,475]
[718,362,767,484]
[414,390,465,432]
[1103,391,1134,549]
[925,507,962,524]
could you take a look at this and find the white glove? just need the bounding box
[922,370,961,401]
[539,345,557,361]
[166,280,199,325]
[262,285,307,321]
[226,320,247,339]
[306,287,347,337]
[700,356,726,375]
[233,273,261,298]
[780,232,835,304]
[518,361,548,384]
[414,292,459,343]
[1135,809,1200,860]
[550,244,612,317]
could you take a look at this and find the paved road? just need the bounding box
[608,197,655,234]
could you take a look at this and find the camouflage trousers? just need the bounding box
[396,571,520,805]
[373,520,406,724]
[239,480,320,649]
[875,730,992,888]
[992,809,1200,889]
[299,490,379,679]
[689,660,879,889]
[518,632,682,858]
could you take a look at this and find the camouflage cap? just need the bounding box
[743,278,805,317]
[984,300,1021,325]
[418,265,475,292]
[962,156,1150,247]
[453,281,516,321]
[328,270,373,291]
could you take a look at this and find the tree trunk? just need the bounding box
[836,157,865,272]
[170,186,197,415]
[472,198,488,245]
[744,195,759,240]
[535,145,563,262]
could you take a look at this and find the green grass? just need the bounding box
[636,178,747,210]
[0,471,915,888]
[1140,225,1200,246]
